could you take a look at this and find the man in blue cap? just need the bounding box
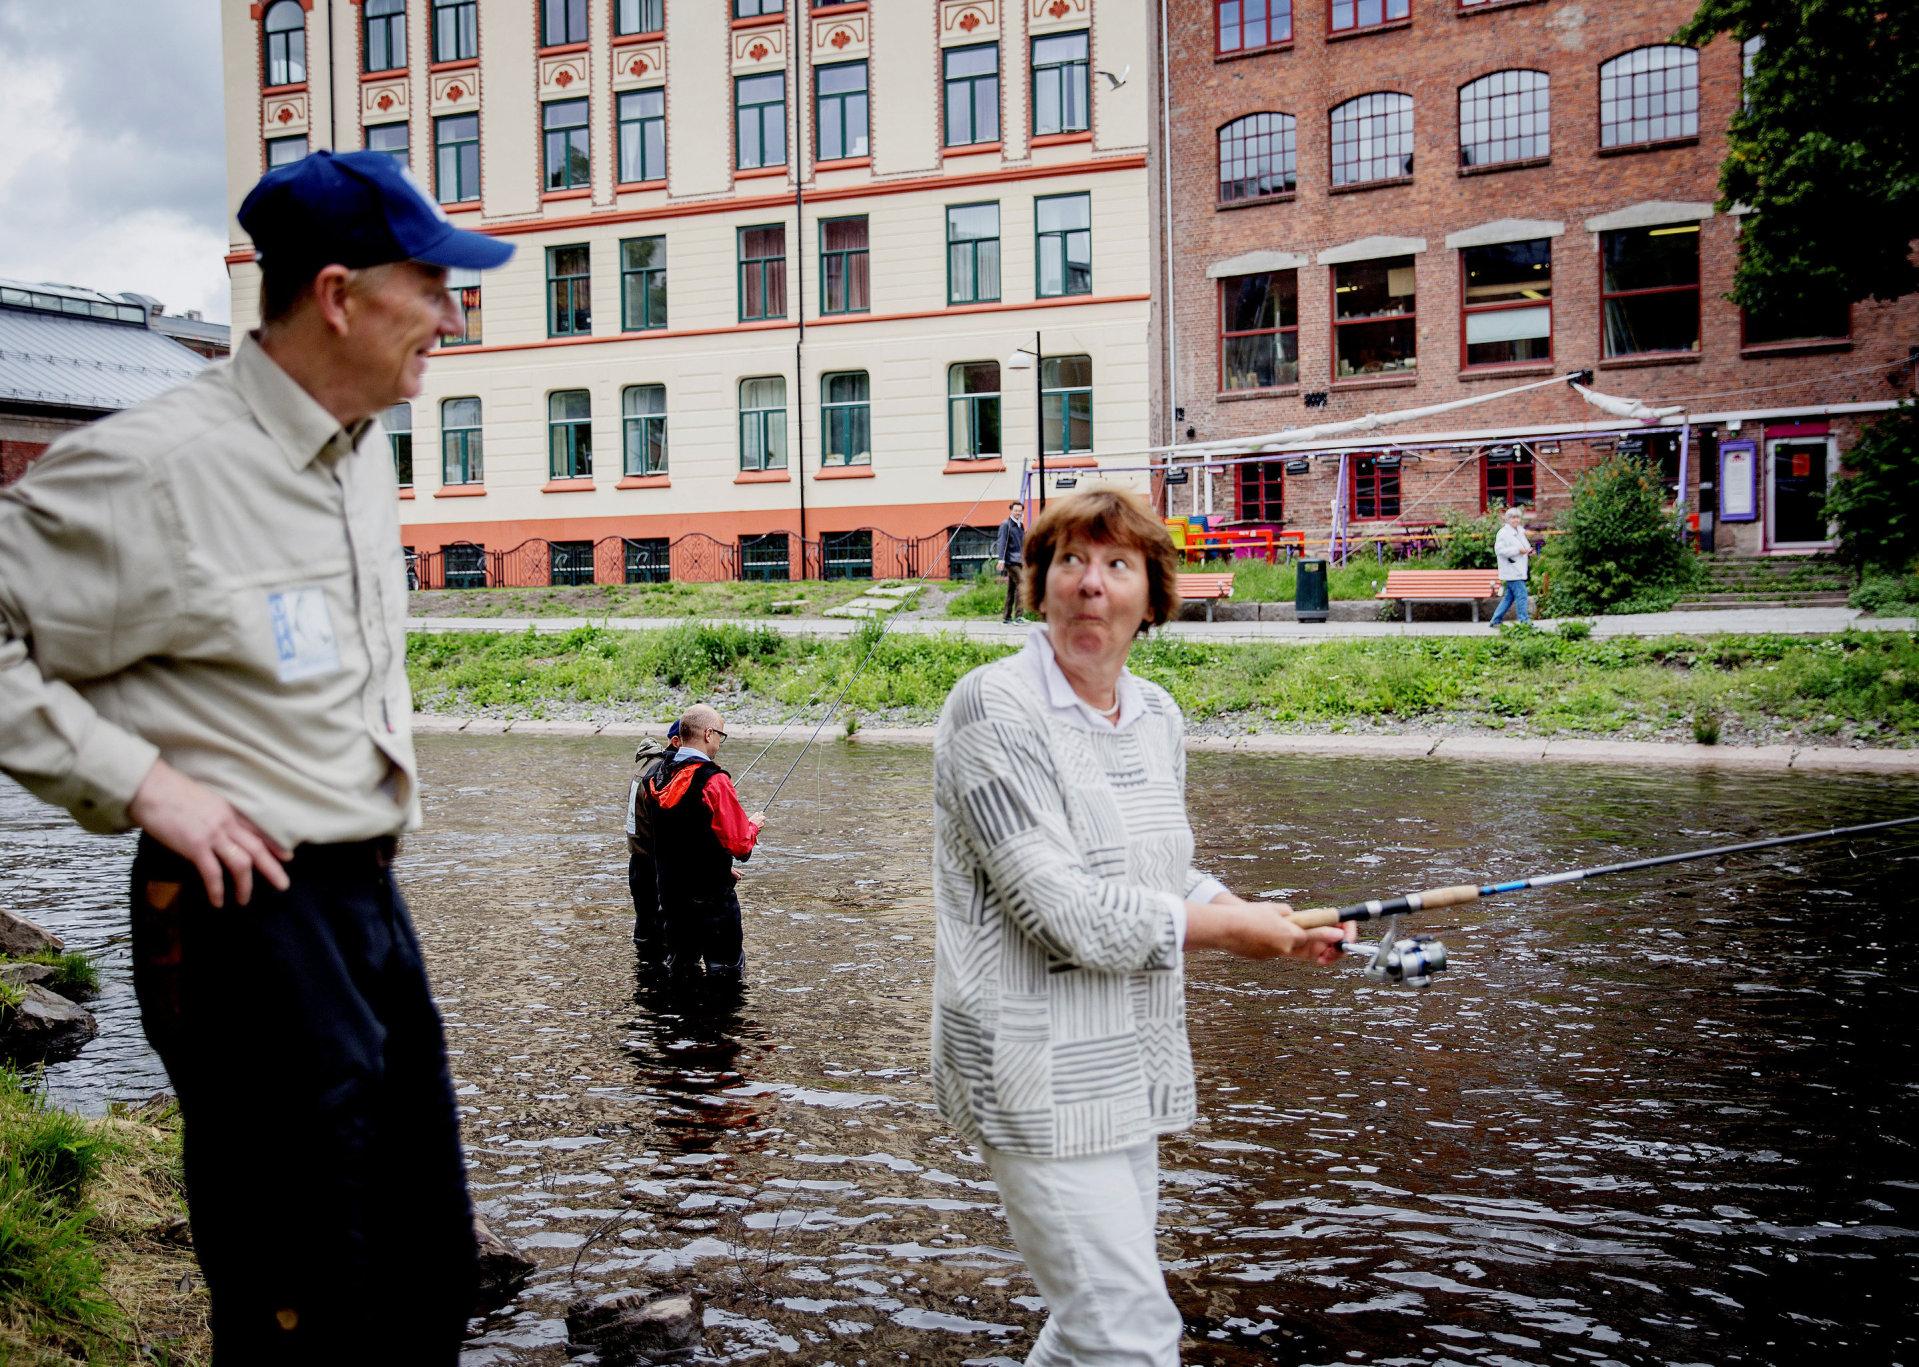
[0,150,512,1359]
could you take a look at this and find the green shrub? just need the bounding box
[1826,402,1919,575]
[1440,508,1504,570]
[1538,456,1699,615]
[945,571,1007,618]
[1692,706,1722,745]
[1850,571,1919,616]
[1557,619,1594,641]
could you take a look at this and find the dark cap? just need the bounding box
[238,149,514,274]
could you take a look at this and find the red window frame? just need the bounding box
[1216,0,1293,55]
[1480,446,1536,510]
[1236,461,1285,522]
[1598,226,1701,360]
[1218,271,1300,393]
[1331,257,1417,383]
[1327,0,1409,36]
[1458,239,1553,372]
[1351,454,1401,519]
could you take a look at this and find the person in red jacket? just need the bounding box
[642,704,765,983]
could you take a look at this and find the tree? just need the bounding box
[1676,0,1918,316]
[1824,401,1919,575]
[1540,457,1695,615]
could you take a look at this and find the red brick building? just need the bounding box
[1148,0,1917,555]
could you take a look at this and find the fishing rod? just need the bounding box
[1287,815,1919,990]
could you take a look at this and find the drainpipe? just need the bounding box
[793,1,808,568]
[1157,0,1179,500]
[324,0,339,148]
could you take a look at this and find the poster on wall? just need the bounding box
[1719,439,1758,522]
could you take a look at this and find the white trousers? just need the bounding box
[983,1139,1184,1366]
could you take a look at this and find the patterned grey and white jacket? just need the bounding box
[932,629,1225,1159]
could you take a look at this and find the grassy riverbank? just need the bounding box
[407,624,1919,747]
[0,1072,206,1365]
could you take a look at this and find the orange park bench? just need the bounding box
[1176,571,1235,622]
[1376,569,1502,622]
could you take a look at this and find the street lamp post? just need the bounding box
[1005,328,1045,511]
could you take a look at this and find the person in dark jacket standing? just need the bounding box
[643,705,764,983]
[626,720,680,964]
[995,500,1026,624]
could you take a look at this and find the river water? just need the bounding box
[5,737,1917,1365]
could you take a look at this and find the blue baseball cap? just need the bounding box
[238,149,513,274]
[667,720,683,740]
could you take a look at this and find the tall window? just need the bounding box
[820,217,869,315]
[821,372,871,467]
[1331,92,1413,186]
[1353,455,1401,519]
[1041,356,1092,457]
[947,203,1001,305]
[1599,46,1699,150]
[1032,31,1089,136]
[364,0,406,72]
[1461,240,1551,368]
[1217,0,1292,53]
[1330,0,1407,32]
[621,236,667,331]
[1220,271,1298,391]
[435,114,480,202]
[264,0,306,86]
[548,390,592,479]
[622,385,667,476]
[543,99,591,189]
[739,377,788,471]
[1035,193,1091,298]
[366,122,409,168]
[441,397,482,484]
[546,244,591,337]
[948,363,1001,461]
[384,403,413,488]
[1218,113,1296,202]
[1333,256,1416,379]
[443,267,482,346]
[1237,462,1285,522]
[736,73,787,170]
[1743,293,1850,348]
[816,62,869,161]
[616,0,664,34]
[432,0,477,62]
[1601,224,1700,357]
[542,0,586,46]
[618,89,666,183]
[735,0,782,14]
[1482,446,1536,510]
[1741,34,1763,107]
[944,44,999,147]
[266,135,308,168]
[1459,70,1549,168]
[738,225,786,321]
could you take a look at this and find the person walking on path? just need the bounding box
[995,500,1027,623]
[0,150,512,1361]
[1491,505,1534,627]
[643,705,765,985]
[931,489,1350,1365]
[627,720,681,965]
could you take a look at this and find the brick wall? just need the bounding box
[0,440,52,487]
[1159,0,1918,538]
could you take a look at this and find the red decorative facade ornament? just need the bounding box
[830,27,852,48]
[445,83,463,100]
[554,67,574,86]
[958,10,981,31]
[748,40,769,60]
[1048,0,1070,16]
[629,55,649,75]
[277,105,295,123]
[374,92,394,111]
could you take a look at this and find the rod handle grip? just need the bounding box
[1288,907,1342,930]
[1420,885,1483,910]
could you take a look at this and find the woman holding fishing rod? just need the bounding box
[931,489,1350,1365]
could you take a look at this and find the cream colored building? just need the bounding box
[222,0,1152,584]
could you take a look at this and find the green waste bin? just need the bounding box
[1295,558,1330,623]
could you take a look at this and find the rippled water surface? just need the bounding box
[6,737,1918,1365]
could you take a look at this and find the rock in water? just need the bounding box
[0,908,64,958]
[566,1288,702,1364]
[1,983,97,1063]
[473,1214,535,1314]
[0,962,58,990]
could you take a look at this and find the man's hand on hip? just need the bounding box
[127,760,292,908]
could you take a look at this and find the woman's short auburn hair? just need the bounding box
[1021,489,1180,632]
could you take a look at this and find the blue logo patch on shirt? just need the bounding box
[266,585,341,683]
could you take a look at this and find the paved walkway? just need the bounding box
[409,606,1915,643]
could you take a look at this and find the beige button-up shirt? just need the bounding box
[0,333,419,849]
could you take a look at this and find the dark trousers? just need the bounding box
[659,888,745,982]
[1003,563,1023,621]
[630,849,663,959]
[131,836,476,1364]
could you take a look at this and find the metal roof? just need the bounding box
[0,307,208,414]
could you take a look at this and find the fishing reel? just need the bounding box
[1341,915,1448,989]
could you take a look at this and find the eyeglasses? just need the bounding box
[706,728,727,742]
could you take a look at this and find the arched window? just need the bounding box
[1458,70,1548,169]
[1218,113,1297,203]
[1599,46,1699,149]
[364,0,406,73]
[264,0,307,87]
[1330,92,1412,187]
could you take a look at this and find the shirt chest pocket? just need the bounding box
[214,561,355,683]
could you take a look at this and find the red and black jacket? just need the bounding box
[642,755,760,905]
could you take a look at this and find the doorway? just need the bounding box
[1765,433,1837,549]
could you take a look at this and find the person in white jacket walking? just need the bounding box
[1490,505,1533,626]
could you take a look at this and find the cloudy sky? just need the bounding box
[0,0,232,321]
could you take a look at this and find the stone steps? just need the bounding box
[1673,593,1854,610]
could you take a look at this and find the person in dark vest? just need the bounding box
[643,704,764,983]
[995,500,1026,624]
[626,719,680,964]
